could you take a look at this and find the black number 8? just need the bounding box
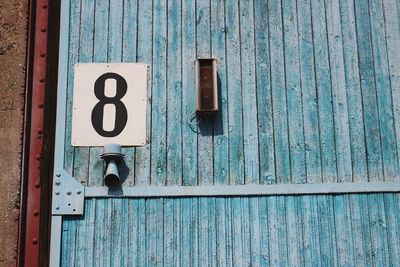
[91,72,128,137]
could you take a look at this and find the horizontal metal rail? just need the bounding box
[85,182,400,198]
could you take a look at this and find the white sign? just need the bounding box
[71,63,147,146]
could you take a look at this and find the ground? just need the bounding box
[0,0,28,266]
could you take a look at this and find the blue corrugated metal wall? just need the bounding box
[57,0,400,265]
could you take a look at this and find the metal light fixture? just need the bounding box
[196,58,218,115]
[101,143,125,187]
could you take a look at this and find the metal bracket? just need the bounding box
[52,170,84,215]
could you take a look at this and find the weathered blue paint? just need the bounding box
[61,0,400,185]
[53,0,400,265]
[60,194,400,266]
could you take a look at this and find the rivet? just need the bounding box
[55,180,60,186]
[34,181,40,188]
[77,190,81,195]
[38,103,44,108]
[55,206,60,210]
[36,154,41,160]
[39,78,45,83]
[38,130,43,134]
[42,4,47,9]
[40,52,46,57]
[33,210,39,216]
[66,191,71,195]
[32,238,38,245]
[55,191,60,195]
[56,173,61,177]
[41,27,46,32]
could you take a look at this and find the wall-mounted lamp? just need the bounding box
[100,143,125,188]
[196,59,218,115]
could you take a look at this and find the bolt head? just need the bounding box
[55,180,60,186]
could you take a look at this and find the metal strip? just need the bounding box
[85,182,400,197]
[49,0,70,265]
[21,0,49,266]
[49,216,62,267]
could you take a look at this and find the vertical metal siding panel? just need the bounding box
[64,0,80,177]
[354,0,384,181]
[135,0,153,186]
[121,0,139,186]
[239,0,260,184]
[196,0,214,185]
[166,0,183,186]
[311,0,337,183]
[282,0,306,184]
[369,0,399,181]
[73,0,94,185]
[339,0,368,182]
[181,0,198,186]
[226,0,245,185]
[368,194,390,266]
[269,0,290,184]
[151,0,167,186]
[383,194,400,265]
[333,195,355,266]
[326,0,353,182]
[87,0,108,187]
[211,0,230,186]
[384,0,400,181]
[254,0,276,185]
[297,0,322,184]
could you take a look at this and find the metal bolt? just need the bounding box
[66,191,71,195]
[55,206,60,210]
[33,210,39,216]
[38,103,44,108]
[36,154,41,160]
[34,181,40,188]
[77,190,82,195]
[32,238,38,245]
[56,173,61,177]
[41,27,46,32]
[55,180,60,186]
[40,52,46,57]
[55,191,60,195]
[42,4,47,9]
[39,78,45,83]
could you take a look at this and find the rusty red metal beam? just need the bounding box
[18,0,49,266]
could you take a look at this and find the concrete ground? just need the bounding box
[0,0,28,266]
